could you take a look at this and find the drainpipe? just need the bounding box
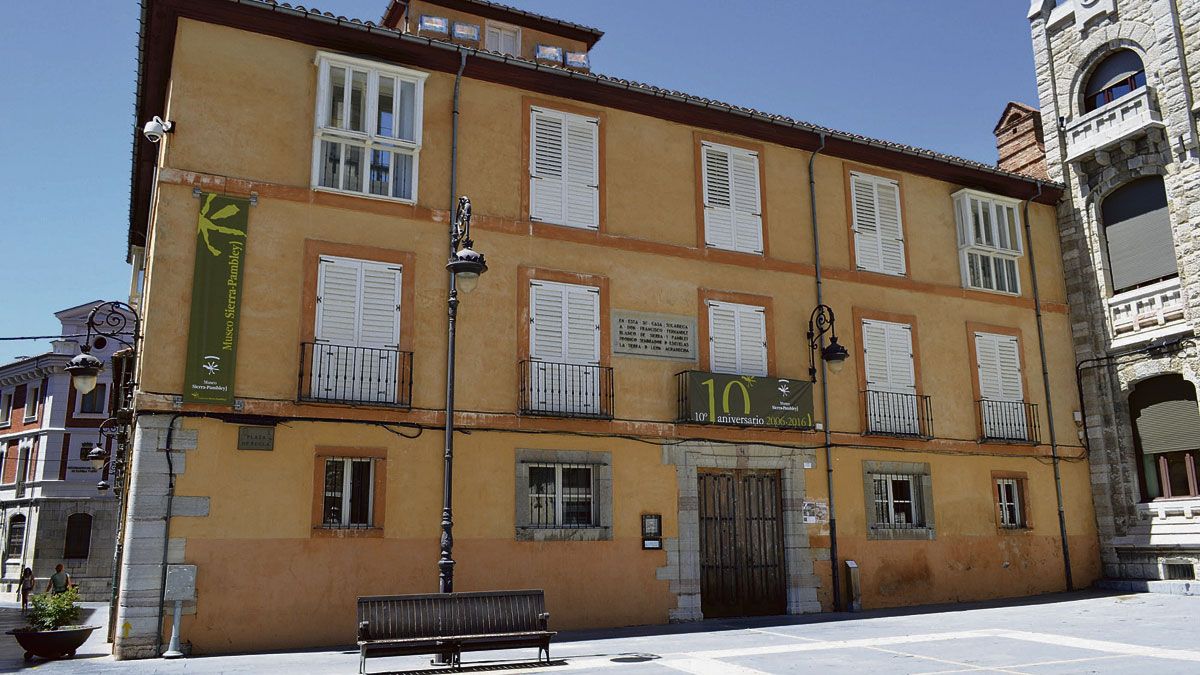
[154,413,182,656]
[449,51,468,231]
[808,132,841,611]
[1167,0,1199,160]
[1022,181,1074,591]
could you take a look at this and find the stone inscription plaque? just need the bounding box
[613,311,696,360]
[237,426,275,451]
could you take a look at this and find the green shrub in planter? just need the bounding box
[27,588,81,631]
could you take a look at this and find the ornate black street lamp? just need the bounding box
[806,304,849,382]
[65,301,141,494]
[439,196,487,595]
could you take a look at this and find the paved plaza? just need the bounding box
[2,591,1198,673]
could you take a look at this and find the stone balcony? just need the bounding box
[1108,277,1188,347]
[1064,87,1164,162]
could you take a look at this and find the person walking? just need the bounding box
[17,567,34,613]
[45,564,71,595]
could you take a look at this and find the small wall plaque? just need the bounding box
[613,311,697,360]
[237,426,275,451]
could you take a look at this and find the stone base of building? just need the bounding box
[1096,578,1199,596]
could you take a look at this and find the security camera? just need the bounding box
[142,116,174,143]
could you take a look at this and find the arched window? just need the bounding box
[5,514,25,557]
[1131,374,1200,500]
[64,513,92,560]
[1102,177,1176,294]
[1084,50,1146,112]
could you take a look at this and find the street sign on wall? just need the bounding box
[183,193,250,405]
[678,371,814,429]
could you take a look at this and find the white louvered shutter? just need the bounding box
[975,332,1025,439]
[703,143,762,254]
[315,257,360,346]
[357,262,402,403]
[708,301,767,376]
[314,257,402,403]
[529,280,600,413]
[530,107,598,229]
[852,173,905,276]
[530,109,564,226]
[564,115,600,229]
[862,319,917,434]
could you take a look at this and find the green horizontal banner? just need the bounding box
[183,193,250,405]
[680,371,814,429]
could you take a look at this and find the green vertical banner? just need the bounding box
[183,193,250,404]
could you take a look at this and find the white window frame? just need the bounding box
[996,477,1025,528]
[484,20,521,56]
[311,52,428,204]
[974,331,1028,441]
[526,463,594,528]
[529,106,600,230]
[0,391,10,426]
[872,473,924,528]
[23,386,39,422]
[706,300,768,377]
[322,457,376,529]
[953,189,1024,296]
[850,171,906,276]
[77,382,108,417]
[701,141,763,255]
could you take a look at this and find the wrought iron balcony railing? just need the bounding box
[862,390,934,438]
[977,399,1040,443]
[299,342,413,407]
[519,360,614,419]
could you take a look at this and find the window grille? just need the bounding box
[322,458,375,529]
[871,473,925,529]
[525,462,597,528]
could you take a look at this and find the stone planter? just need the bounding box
[7,625,100,661]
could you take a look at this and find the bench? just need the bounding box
[356,589,554,673]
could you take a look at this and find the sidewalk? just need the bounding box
[2,590,1199,673]
[0,600,110,669]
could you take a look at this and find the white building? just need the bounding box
[0,301,129,600]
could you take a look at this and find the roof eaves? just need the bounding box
[237,0,1060,189]
[251,1,1067,192]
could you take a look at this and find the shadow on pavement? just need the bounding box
[554,588,1128,644]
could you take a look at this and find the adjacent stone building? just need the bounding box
[0,301,125,601]
[1025,0,1200,588]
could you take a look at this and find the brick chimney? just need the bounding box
[994,102,1049,180]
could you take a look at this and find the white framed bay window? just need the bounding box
[953,189,1023,295]
[312,52,428,202]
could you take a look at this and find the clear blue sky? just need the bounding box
[0,0,1039,362]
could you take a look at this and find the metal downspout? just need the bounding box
[450,51,468,249]
[1167,0,1199,159]
[808,132,840,611]
[154,413,182,656]
[1022,181,1074,590]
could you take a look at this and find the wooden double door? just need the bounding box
[698,469,786,618]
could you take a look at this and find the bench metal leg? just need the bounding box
[359,648,367,675]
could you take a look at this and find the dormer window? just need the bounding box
[1084,50,1146,113]
[485,21,520,57]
